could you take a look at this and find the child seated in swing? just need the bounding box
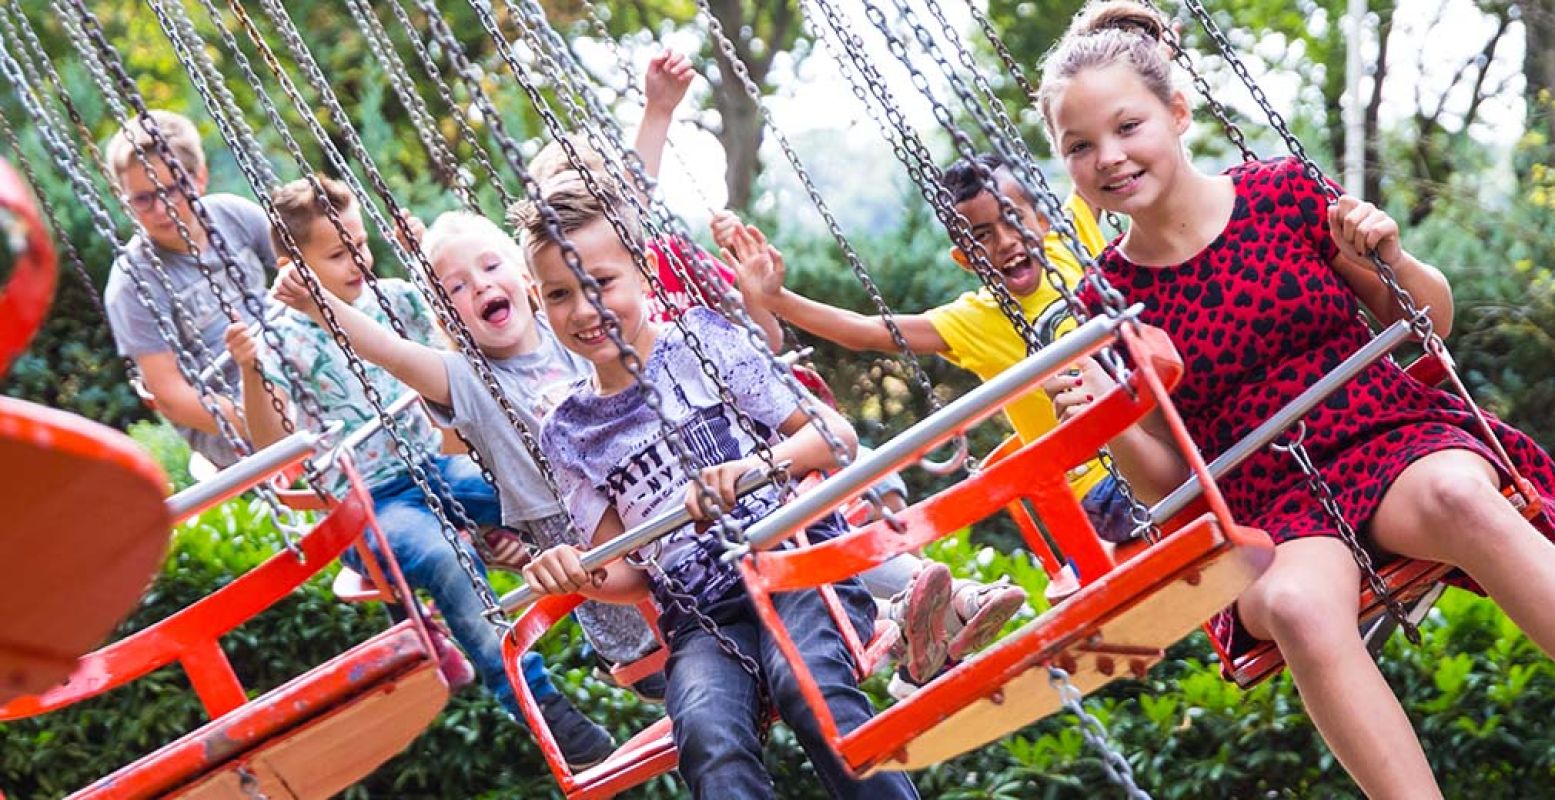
[1037,2,1555,796]
[264,207,666,701]
[516,174,919,800]
[224,175,615,769]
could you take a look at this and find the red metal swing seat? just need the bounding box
[0,462,453,798]
[503,580,899,799]
[0,157,175,703]
[734,322,1275,775]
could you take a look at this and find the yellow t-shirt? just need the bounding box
[925,194,1109,499]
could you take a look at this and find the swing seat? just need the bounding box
[735,321,1274,775]
[0,461,450,798]
[0,157,56,376]
[504,593,898,800]
[73,622,447,800]
[0,396,170,702]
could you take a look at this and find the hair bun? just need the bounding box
[1075,0,1167,42]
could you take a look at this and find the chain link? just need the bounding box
[1272,423,1418,643]
[1049,666,1151,799]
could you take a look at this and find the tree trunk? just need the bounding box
[1524,0,1555,169]
[705,0,776,211]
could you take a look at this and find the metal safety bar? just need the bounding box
[499,467,781,613]
[741,308,1138,553]
[1149,317,1416,523]
[166,422,340,521]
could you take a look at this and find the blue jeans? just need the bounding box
[346,455,556,719]
[663,581,918,800]
[1083,474,1139,544]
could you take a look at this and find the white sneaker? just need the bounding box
[884,562,953,684]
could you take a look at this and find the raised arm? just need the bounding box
[634,49,695,180]
[271,260,452,407]
[717,216,950,355]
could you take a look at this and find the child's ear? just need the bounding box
[948,246,971,271]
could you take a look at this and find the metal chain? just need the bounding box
[0,19,321,553]
[1049,666,1151,799]
[1272,423,1418,643]
[60,0,328,537]
[867,0,1159,533]
[645,552,773,740]
[448,0,796,541]
[488,1,795,501]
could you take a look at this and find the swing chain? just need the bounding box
[646,552,773,744]
[1048,666,1151,799]
[486,0,797,501]
[1272,422,1418,643]
[1095,446,1160,543]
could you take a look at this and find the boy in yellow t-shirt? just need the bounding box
[717,152,1133,543]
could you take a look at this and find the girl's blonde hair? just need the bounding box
[1037,0,1176,143]
[423,210,528,276]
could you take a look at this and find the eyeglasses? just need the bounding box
[121,191,163,213]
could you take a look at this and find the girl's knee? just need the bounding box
[1240,575,1356,648]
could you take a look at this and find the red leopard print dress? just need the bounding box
[1089,156,1555,658]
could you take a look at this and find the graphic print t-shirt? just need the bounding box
[541,307,809,626]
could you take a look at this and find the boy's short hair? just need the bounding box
[423,210,526,274]
[942,152,1035,207]
[269,174,355,254]
[529,135,610,185]
[507,171,642,268]
[105,109,205,189]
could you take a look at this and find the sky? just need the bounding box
[573,0,1531,227]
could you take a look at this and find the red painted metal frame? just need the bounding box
[735,322,1272,773]
[0,459,444,797]
[0,158,57,377]
[1216,353,1549,688]
[502,579,898,798]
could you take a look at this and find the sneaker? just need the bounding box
[481,526,533,573]
[885,562,953,684]
[886,666,921,701]
[428,622,477,690]
[629,671,667,705]
[538,692,616,770]
[945,578,1027,662]
[1043,563,1081,606]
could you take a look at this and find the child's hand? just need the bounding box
[270,260,325,319]
[1329,195,1403,266]
[722,223,786,304]
[643,49,695,116]
[224,321,261,370]
[520,544,605,596]
[685,456,760,521]
[1041,357,1117,422]
[709,209,743,251]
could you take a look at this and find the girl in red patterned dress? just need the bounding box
[1036,2,1555,795]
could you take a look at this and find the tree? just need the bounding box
[573,0,808,210]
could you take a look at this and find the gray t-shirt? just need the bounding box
[427,316,591,523]
[103,193,275,467]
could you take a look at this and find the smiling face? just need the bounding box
[531,218,655,389]
[431,230,539,359]
[1050,62,1192,217]
[118,156,209,253]
[949,169,1053,297]
[294,202,372,304]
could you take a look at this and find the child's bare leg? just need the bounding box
[1371,448,1555,655]
[1239,537,1440,799]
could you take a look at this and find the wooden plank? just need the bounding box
[175,662,448,799]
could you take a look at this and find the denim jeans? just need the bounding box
[345,455,556,719]
[663,581,919,800]
[1082,474,1139,544]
